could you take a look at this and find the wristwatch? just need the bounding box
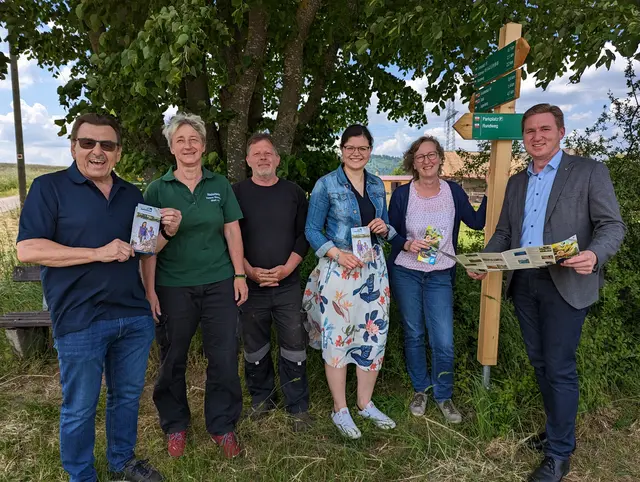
[234,274,247,279]
[160,225,173,241]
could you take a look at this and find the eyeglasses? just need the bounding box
[414,152,439,163]
[74,138,119,152]
[343,145,371,155]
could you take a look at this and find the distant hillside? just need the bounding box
[367,155,403,175]
[0,163,63,198]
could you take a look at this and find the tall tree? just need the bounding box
[1,0,639,184]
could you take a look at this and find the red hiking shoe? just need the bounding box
[211,431,242,458]
[167,430,186,457]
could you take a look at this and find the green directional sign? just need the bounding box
[475,41,516,89]
[474,38,529,89]
[472,113,523,140]
[453,113,524,140]
[474,70,521,113]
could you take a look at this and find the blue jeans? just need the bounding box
[54,315,155,482]
[390,264,454,401]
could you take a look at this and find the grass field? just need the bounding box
[0,163,64,198]
[0,208,639,481]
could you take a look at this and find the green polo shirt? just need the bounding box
[144,166,243,287]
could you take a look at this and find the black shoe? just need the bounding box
[528,456,570,482]
[291,411,314,432]
[248,399,277,420]
[526,431,548,452]
[109,458,163,482]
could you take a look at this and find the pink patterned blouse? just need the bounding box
[394,180,456,272]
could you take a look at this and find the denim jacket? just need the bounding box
[305,165,397,257]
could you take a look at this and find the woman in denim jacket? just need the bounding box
[303,125,397,439]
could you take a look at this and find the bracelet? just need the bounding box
[234,274,247,279]
[160,225,173,241]
[333,252,340,263]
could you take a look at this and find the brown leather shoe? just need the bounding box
[211,431,242,459]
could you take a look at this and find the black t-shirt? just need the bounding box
[233,178,309,287]
[346,173,378,245]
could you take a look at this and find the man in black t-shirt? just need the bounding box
[233,133,311,431]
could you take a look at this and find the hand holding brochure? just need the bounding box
[130,203,161,254]
[443,235,580,272]
[351,227,375,263]
[417,225,444,265]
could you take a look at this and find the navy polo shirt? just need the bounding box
[17,162,151,338]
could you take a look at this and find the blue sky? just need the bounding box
[0,31,638,166]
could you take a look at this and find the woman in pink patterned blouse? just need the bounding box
[388,136,487,423]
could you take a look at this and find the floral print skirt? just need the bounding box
[302,245,390,371]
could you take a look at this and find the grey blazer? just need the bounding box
[485,151,625,309]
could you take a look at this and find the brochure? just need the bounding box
[130,203,161,254]
[442,235,580,272]
[351,226,375,263]
[417,225,444,264]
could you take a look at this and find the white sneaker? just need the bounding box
[357,401,396,429]
[332,408,362,439]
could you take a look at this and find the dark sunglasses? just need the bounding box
[75,137,120,152]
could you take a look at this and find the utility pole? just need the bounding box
[9,31,27,208]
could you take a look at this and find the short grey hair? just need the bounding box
[163,112,207,147]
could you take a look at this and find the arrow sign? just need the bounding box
[472,70,522,113]
[474,37,530,89]
[453,113,524,140]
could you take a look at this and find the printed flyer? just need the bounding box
[351,226,375,263]
[440,235,580,272]
[130,204,161,254]
[417,225,444,264]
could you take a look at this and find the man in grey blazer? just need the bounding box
[468,103,625,482]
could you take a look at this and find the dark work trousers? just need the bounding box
[153,278,242,436]
[511,269,589,460]
[240,282,309,414]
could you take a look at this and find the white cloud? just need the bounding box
[0,99,70,165]
[568,111,593,121]
[0,54,38,90]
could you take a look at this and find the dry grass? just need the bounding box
[0,358,638,481]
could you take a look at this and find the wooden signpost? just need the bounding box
[453,23,529,387]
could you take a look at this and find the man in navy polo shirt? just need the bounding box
[16,113,173,482]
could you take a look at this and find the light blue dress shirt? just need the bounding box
[520,149,563,248]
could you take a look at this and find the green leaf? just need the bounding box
[177,33,189,47]
[355,39,369,55]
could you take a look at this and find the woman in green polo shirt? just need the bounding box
[140,113,248,459]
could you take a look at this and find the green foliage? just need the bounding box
[4,1,640,183]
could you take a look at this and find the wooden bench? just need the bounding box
[0,265,51,357]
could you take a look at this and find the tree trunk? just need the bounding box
[248,68,265,134]
[182,65,223,158]
[271,0,322,155]
[225,5,269,182]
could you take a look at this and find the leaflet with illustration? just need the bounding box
[417,225,444,265]
[351,226,375,262]
[441,235,580,272]
[130,203,161,254]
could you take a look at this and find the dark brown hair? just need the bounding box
[246,132,278,155]
[340,125,373,148]
[521,103,564,132]
[402,136,445,180]
[70,113,122,145]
